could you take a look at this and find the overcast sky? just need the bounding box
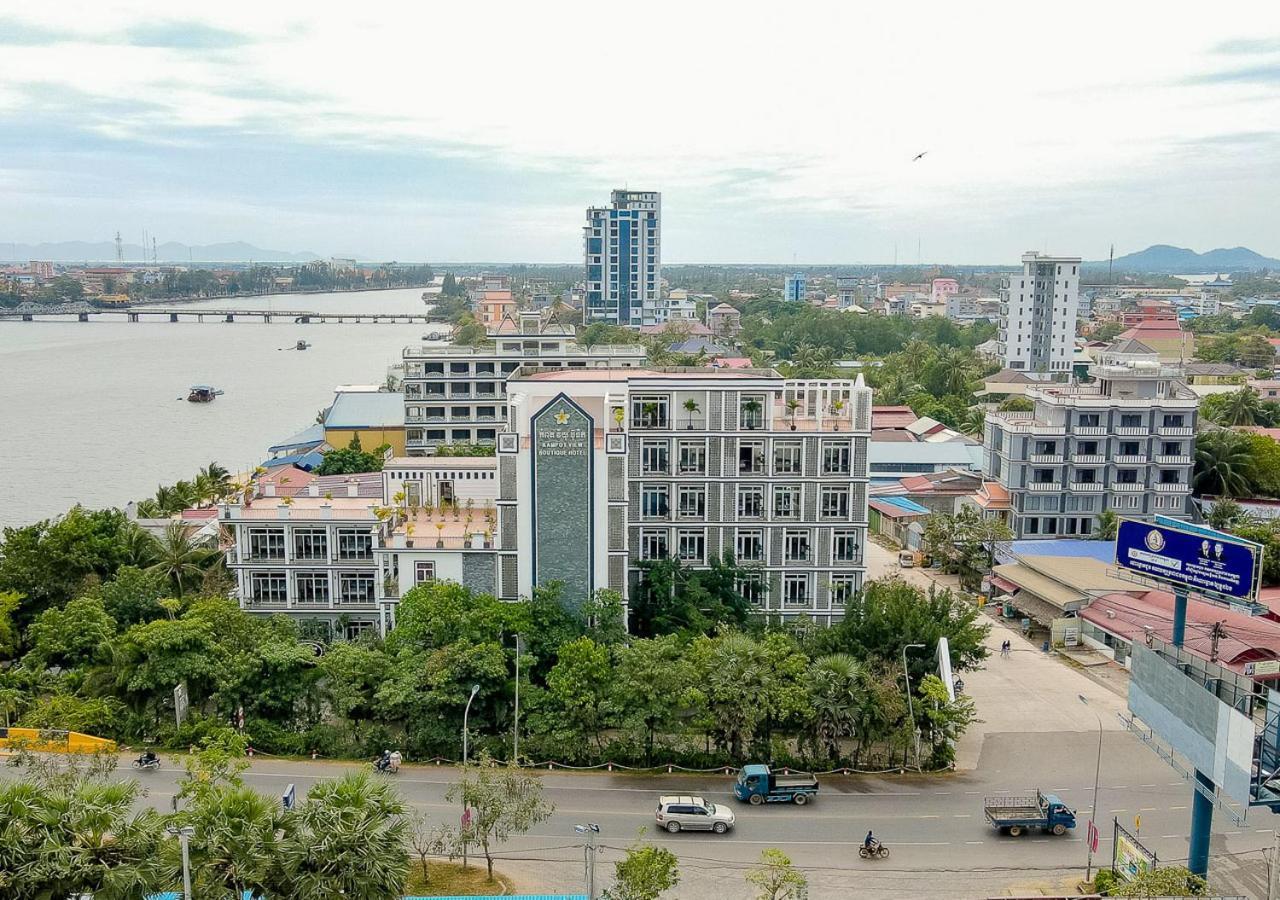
[1,2,1278,263]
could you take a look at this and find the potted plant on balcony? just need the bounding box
[484,526,493,549]
[741,397,763,430]
[435,521,445,548]
[786,397,801,430]
[829,397,845,431]
[641,401,660,428]
[613,406,625,431]
[683,398,700,430]
[405,522,415,548]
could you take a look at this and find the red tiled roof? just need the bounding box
[973,481,1011,510]
[872,405,917,429]
[870,430,918,442]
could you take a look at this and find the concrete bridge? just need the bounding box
[0,306,444,327]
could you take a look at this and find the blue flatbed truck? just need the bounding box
[734,764,819,806]
[984,791,1076,836]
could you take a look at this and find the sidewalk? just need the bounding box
[864,539,1129,770]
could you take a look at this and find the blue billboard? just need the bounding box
[1115,519,1262,601]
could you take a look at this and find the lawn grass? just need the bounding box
[404,859,516,896]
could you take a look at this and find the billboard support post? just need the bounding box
[1172,587,1188,648]
[1189,769,1214,878]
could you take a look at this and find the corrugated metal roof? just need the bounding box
[324,391,405,429]
[869,496,931,517]
[869,442,983,467]
[268,423,326,453]
[1009,539,1116,563]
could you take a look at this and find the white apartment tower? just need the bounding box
[997,252,1081,377]
[584,190,662,327]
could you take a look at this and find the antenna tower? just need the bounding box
[114,231,123,263]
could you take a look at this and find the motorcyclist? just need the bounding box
[376,749,391,772]
[388,750,402,773]
[138,748,158,767]
[864,830,877,852]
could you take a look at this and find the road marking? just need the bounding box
[1140,807,1157,812]
[934,791,951,795]
[1110,785,1130,789]
[1140,784,1157,788]
[964,841,983,845]
[1170,806,1188,811]
[1110,809,1128,813]
[1224,831,1242,835]
[919,815,940,819]
[953,814,971,818]
[1168,782,1182,786]
[964,791,980,795]
[1162,834,1179,839]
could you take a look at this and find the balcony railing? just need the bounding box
[1154,482,1188,493]
[1110,482,1145,492]
[1072,454,1105,464]
[1028,454,1064,464]
[1155,455,1193,465]
[1114,426,1149,436]
[1025,481,1061,492]
[1156,426,1194,437]
[1074,426,1107,436]
[1114,455,1147,464]
[1070,482,1104,492]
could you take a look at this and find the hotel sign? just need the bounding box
[531,394,593,609]
[1115,519,1262,602]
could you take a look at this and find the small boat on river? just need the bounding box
[295,340,310,350]
[187,385,223,403]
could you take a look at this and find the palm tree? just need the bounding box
[935,347,976,397]
[1093,510,1119,541]
[148,521,218,595]
[119,522,160,567]
[274,772,410,899]
[785,397,801,429]
[1194,431,1256,498]
[806,653,867,761]
[958,406,987,437]
[683,398,701,429]
[200,462,231,497]
[182,784,290,897]
[1217,387,1263,427]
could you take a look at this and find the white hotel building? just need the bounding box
[997,252,1081,378]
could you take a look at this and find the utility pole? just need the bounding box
[575,823,600,900]
[1210,621,1224,663]
[513,634,523,762]
[902,643,925,768]
[166,825,195,899]
[1108,244,1114,286]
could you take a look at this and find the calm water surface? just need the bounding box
[0,287,437,526]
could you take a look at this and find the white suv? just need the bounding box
[654,795,735,834]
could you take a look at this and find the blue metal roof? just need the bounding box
[268,423,325,453]
[1009,539,1116,564]
[261,449,326,471]
[324,391,405,429]
[871,496,932,515]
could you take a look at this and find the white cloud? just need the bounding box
[1,1,1278,260]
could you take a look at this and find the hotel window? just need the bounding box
[295,572,329,603]
[784,528,810,562]
[640,529,669,560]
[631,395,670,429]
[293,528,328,560]
[641,440,669,474]
[1162,414,1185,428]
[336,529,373,560]
[676,529,706,564]
[773,486,801,519]
[1078,414,1100,427]
[247,529,286,560]
[337,573,376,604]
[829,575,857,605]
[414,561,436,584]
[783,573,810,606]
[677,485,706,518]
[1116,469,1139,484]
[773,441,802,475]
[737,486,765,518]
[677,440,706,474]
[737,575,766,606]
[736,529,764,562]
[739,441,766,474]
[821,442,851,475]
[249,572,287,602]
[641,484,669,518]
[820,486,850,519]
[833,530,860,563]
[1118,440,1140,456]
[739,395,766,430]
[1120,414,1143,429]
[1159,469,1181,484]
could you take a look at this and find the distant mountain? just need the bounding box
[1093,244,1280,274]
[0,240,323,263]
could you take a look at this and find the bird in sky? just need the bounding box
[912,151,928,162]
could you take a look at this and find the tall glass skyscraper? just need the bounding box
[584,190,661,326]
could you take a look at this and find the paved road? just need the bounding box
[90,731,1268,899]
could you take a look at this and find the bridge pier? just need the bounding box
[128,312,139,322]
[263,313,272,323]
[78,312,89,322]
[170,313,179,322]
[22,313,33,322]
[225,314,235,323]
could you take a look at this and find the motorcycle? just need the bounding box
[133,756,161,772]
[858,842,890,860]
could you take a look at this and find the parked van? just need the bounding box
[898,550,916,568]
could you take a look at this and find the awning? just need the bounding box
[990,574,1019,594]
[1007,592,1071,627]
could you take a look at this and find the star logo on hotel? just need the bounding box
[554,409,571,425]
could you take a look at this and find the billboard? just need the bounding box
[1115,519,1261,601]
[1128,643,1255,807]
[1113,820,1157,882]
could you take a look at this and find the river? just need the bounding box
[0,287,439,527]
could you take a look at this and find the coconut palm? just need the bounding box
[119,522,160,567]
[806,653,867,761]
[1093,510,1119,541]
[1217,387,1263,427]
[1194,431,1256,498]
[148,521,218,595]
[958,406,987,437]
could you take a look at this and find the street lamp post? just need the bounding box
[902,643,926,768]
[514,634,524,763]
[166,825,195,900]
[462,683,480,766]
[575,823,601,900]
[1079,694,1103,881]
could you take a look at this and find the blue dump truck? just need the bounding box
[984,790,1076,836]
[734,764,820,806]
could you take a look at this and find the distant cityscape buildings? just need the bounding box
[583,190,662,327]
[784,273,807,302]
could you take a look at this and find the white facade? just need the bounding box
[996,252,1081,377]
[499,368,873,626]
[584,190,662,326]
[401,314,646,455]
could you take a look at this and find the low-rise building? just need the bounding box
[323,390,406,455]
[868,440,983,483]
[707,303,742,339]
